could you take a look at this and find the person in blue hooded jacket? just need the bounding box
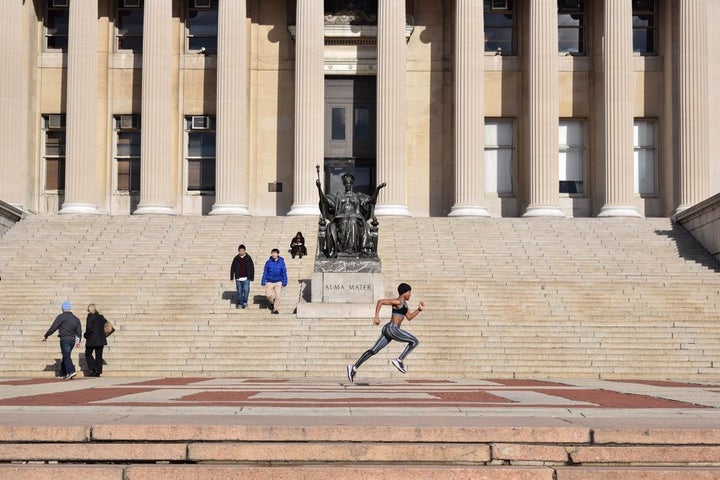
[261,248,288,314]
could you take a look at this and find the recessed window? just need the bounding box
[186,116,216,192]
[115,115,141,193]
[558,120,585,195]
[484,119,515,195]
[331,108,346,141]
[558,0,585,55]
[45,0,69,51]
[634,120,656,195]
[484,0,515,55]
[632,0,656,55]
[186,0,218,53]
[117,0,144,53]
[43,115,66,192]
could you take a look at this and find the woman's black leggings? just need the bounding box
[354,322,419,368]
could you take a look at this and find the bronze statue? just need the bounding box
[315,172,386,258]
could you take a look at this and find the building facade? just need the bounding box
[1,0,719,217]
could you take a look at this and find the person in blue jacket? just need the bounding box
[261,248,288,314]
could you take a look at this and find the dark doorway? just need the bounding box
[324,76,376,195]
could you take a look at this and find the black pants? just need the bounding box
[85,346,104,375]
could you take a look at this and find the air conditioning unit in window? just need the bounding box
[51,0,69,7]
[193,0,212,8]
[490,0,509,10]
[123,0,141,8]
[191,116,211,130]
[119,115,140,130]
[47,114,64,129]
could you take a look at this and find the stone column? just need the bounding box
[288,0,323,216]
[0,1,26,209]
[375,0,411,216]
[598,0,640,217]
[523,0,563,217]
[676,0,709,213]
[210,0,250,215]
[59,0,101,214]
[448,0,489,217]
[135,0,175,215]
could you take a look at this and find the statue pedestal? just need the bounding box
[296,256,384,318]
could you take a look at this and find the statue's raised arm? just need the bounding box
[370,182,386,204]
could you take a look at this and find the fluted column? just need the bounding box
[135,0,175,215]
[523,0,563,217]
[0,1,26,209]
[210,0,250,215]
[59,0,100,214]
[375,0,410,216]
[676,0,709,213]
[449,0,489,217]
[598,0,640,217]
[288,0,323,216]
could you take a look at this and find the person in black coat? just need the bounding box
[290,231,307,259]
[84,304,108,377]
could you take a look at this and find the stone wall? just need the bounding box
[674,193,720,265]
[0,201,24,238]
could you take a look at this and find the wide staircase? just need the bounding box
[0,215,719,380]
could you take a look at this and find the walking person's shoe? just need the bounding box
[271,309,279,314]
[346,365,357,382]
[65,371,77,380]
[391,358,406,374]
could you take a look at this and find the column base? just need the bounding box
[597,205,641,218]
[374,204,412,217]
[133,204,176,215]
[209,204,251,216]
[287,204,321,216]
[522,206,565,218]
[58,203,101,215]
[448,205,491,217]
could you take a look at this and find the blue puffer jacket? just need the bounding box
[261,256,288,286]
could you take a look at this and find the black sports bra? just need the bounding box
[392,302,408,316]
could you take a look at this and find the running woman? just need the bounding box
[347,283,425,382]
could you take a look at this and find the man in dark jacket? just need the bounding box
[230,244,255,309]
[42,301,82,379]
[261,248,288,314]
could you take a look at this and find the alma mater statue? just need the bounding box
[315,172,386,258]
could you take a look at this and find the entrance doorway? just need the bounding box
[324,76,376,195]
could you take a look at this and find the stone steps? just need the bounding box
[1,215,719,378]
[2,424,720,479]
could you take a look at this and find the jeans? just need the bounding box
[59,336,76,376]
[235,279,251,306]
